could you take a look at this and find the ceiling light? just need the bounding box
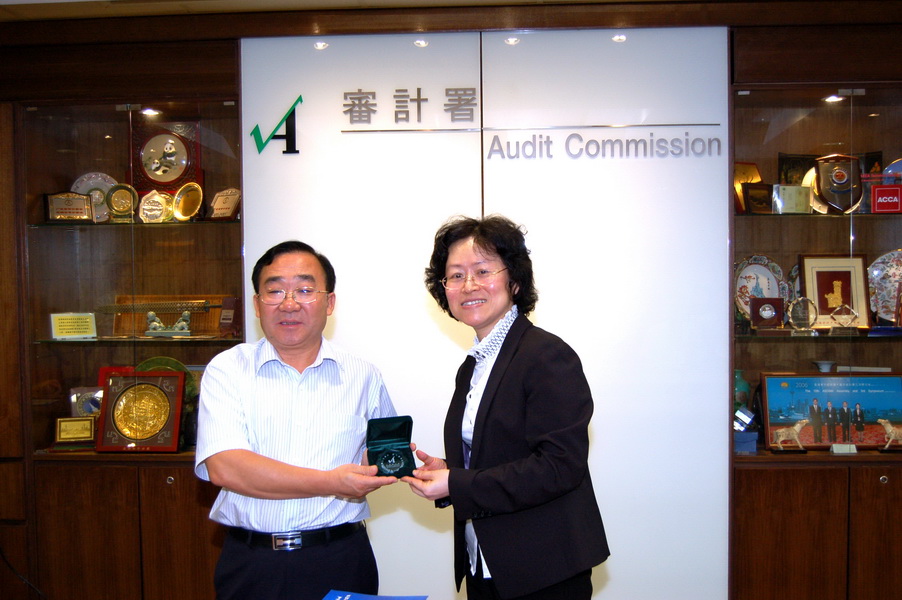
[612,34,627,43]
[504,37,520,46]
[414,39,428,48]
[822,95,845,103]
[313,41,329,50]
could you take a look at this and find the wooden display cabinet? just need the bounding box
[33,458,223,600]
[21,100,243,453]
[732,457,902,600]
[14,46,243,599]
[731,32,902,600]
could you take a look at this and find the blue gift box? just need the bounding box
[733,431,758,453]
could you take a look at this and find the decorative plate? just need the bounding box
[883,158,902,184]
[140,132,188,184]
[868,250,902,322]
[173,182,203,221]
[135,356,198,398]
[71,172,117,207]
[734,255,789,319]
[787,263,801,302]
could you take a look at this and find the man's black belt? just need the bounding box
[229,521,363,551]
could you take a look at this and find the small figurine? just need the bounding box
[146,311,164,331]
[772,419,808,450]
[173,311,191,331]
[878,419,902,450]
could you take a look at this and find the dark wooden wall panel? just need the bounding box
[733,25,902,84]
[0,524,30,600]
[0,40,239,102]
[1,2,902,48]
[0,461,24,519]
[0,102,22,458]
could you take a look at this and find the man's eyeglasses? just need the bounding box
[257,288,329,305]
[440,268,508,290]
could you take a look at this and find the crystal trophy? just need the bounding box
[788,297,818,336]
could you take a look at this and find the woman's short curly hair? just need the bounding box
[425,214,537,317]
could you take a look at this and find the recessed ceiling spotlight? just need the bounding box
[414,39,429,48]
[504,37,520,46]
[612,34,627,43]
[822,95,845,103]
[313,41,329,50]
[141,108,160,116]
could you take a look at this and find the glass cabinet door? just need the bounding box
[22,100,243,452]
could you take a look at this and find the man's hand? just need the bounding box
[330,463,397,499]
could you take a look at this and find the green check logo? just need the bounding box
[250,94,304,154]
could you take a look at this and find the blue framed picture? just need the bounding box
[761,373,902,451]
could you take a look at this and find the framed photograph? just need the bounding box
[778,153,817,185]
[733,162,761,213]
[55,417,96,444]
[799,254,871,329]
[130,121,201,196]
[761,373,902,451]
[96,371,184,452]
[742,182,774,214]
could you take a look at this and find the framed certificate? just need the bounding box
[96,371,184,452]
[56,417,96,444]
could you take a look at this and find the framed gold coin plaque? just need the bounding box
[96,371,184,452]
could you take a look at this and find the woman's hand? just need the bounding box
[403,467,450,501]
[402,443,450,500]
[411,444,448,471]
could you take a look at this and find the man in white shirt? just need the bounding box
[195,240,398,600]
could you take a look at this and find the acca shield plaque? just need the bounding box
[813,154,862,214]
[366,416,414,477]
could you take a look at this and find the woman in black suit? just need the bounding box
[852,402,866,443]
[404,215,609,600]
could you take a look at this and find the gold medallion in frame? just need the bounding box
[96,371,184,452]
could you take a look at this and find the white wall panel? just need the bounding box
[241,28,729,600]
[482,28,729,600]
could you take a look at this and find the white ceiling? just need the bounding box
[0,0,686,22]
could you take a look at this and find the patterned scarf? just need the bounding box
[467,305,519,363]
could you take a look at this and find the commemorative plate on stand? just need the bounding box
[868,250,902,324]
[72,172,117,222]
[734,255,789,320]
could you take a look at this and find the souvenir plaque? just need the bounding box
[46,192,92,221]
[871,184,902,213]
[55,417,96,445]
[50,422,95,452]
[813,154,862,214]
[69,386,103,417]
[366,415,414,477]
[96,371,184,452]
[787,297,818,336]
[106,183,138,223]
[137,190,174,223]
[173,182,203,221]
[750,297,784,329]
[209,187,241,220]
[50,312,96,340]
